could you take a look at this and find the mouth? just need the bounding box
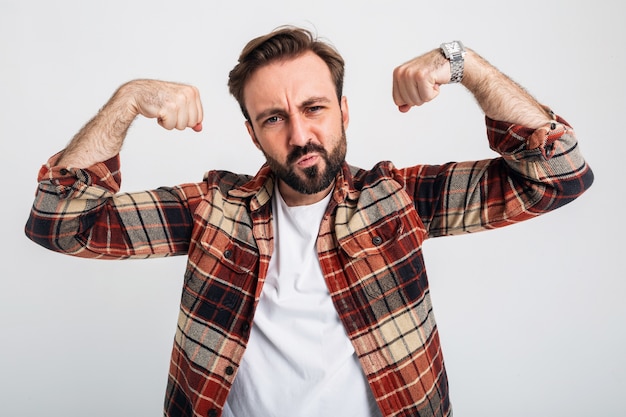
[295,153,320,168]
[287,143,327,165]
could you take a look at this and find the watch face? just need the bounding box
[447,42,461,53]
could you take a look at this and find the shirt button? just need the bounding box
[372,236,383,246]
[207,409,218,417]
[241,322,250,336]
[225,366,234,376]
[59,169,69,175]
[223,249,233,259]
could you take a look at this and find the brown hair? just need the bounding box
[228,26,345,121]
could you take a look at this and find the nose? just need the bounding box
[287,114,311,147]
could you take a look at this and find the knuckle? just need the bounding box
[414,67,429,81]
[393,65,409,80]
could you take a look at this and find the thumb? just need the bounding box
[397,104,411,113]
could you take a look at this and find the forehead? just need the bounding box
[243,51,335,113]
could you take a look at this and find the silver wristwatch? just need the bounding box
[440,41,466,83]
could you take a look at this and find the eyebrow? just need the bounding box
[254,96,332,124]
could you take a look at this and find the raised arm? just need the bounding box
[25,79,207,259]
[58,79,204,168]
[392,46,552,128]
[392,43,594,237]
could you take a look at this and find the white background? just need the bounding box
[1,0,623,416]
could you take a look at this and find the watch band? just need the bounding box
[440,41,466,83]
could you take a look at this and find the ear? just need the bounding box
[245,121,261,150]
[340,96,350,130]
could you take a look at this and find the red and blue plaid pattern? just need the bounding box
[25,116,593,416]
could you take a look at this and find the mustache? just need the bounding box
[286,142,327,164]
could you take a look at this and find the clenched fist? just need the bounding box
[124,79,204,131]
[392,49,451,112]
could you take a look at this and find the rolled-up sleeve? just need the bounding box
[486,114,594,208]
[25,154,200,259]
[403,113,594,237]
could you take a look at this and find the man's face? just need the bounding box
[243,51,349,205]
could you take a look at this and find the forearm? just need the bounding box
[461,49,552,128]
[57,82,138,168]
[56,79,204,168]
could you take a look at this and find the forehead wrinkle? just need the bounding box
[245,52,336,123]
[254,96,332,124]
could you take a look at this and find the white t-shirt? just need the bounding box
[223,186,382,417]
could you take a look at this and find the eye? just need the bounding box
[264,115,282,126]
[306,105,324,115]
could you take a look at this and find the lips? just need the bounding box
[296,153,320,168]
[287,143,327,165]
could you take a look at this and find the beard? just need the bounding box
[263,127,347,195]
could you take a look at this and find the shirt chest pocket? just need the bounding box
[337,215,427,304]
[183,226,258,327]
[194,226,257,275]
[338,216,403,259]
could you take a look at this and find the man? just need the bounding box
[25,26,593,417]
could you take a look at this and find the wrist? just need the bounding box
[115,80,145,122]
[459,49,484,89]
[440,41,466,83]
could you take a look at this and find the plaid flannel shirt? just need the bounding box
[26,116,593,417]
